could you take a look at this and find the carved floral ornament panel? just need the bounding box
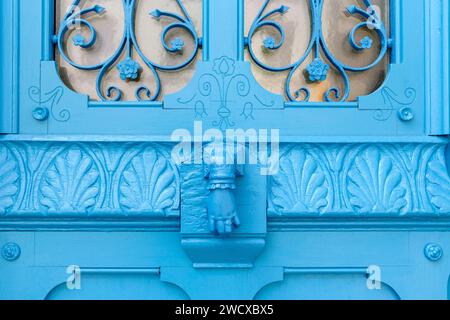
[55,0,389,103]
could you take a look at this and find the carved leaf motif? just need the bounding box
[0,147,19,214]
[40,147,100,212]
[347,147,407,213]
[270,148,329,213]
[426,152,450,212]
[119,148,178,213]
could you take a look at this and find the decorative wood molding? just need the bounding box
[2,141,449,222]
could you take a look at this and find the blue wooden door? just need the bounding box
[0,0,450,300]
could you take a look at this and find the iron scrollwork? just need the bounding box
[56,0,200,101]
[247,0,389,102]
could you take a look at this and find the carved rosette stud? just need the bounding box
[398,107,414,121]
[1,242,21,262]
[205,163,243,235]
[424,243,443,262]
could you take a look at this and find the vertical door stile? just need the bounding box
[0,0,19,134]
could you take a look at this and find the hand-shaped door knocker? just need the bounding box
[205,163,243,235]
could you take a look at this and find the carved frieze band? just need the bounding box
[0,142,180,217]
[1,142,449,219]
[268,144,450,217]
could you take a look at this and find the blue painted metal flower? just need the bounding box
[360,36,373,49]
[213,56,236,77]
[171,38,185,52]
[306,58,329,82]
[117,57,141,81]
[72,34,85,47]
[263,36,276,50]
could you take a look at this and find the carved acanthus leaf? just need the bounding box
[0,147,19,214]
[347,147,408,213]
[426,151,450,212]
[270,148,329,214]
